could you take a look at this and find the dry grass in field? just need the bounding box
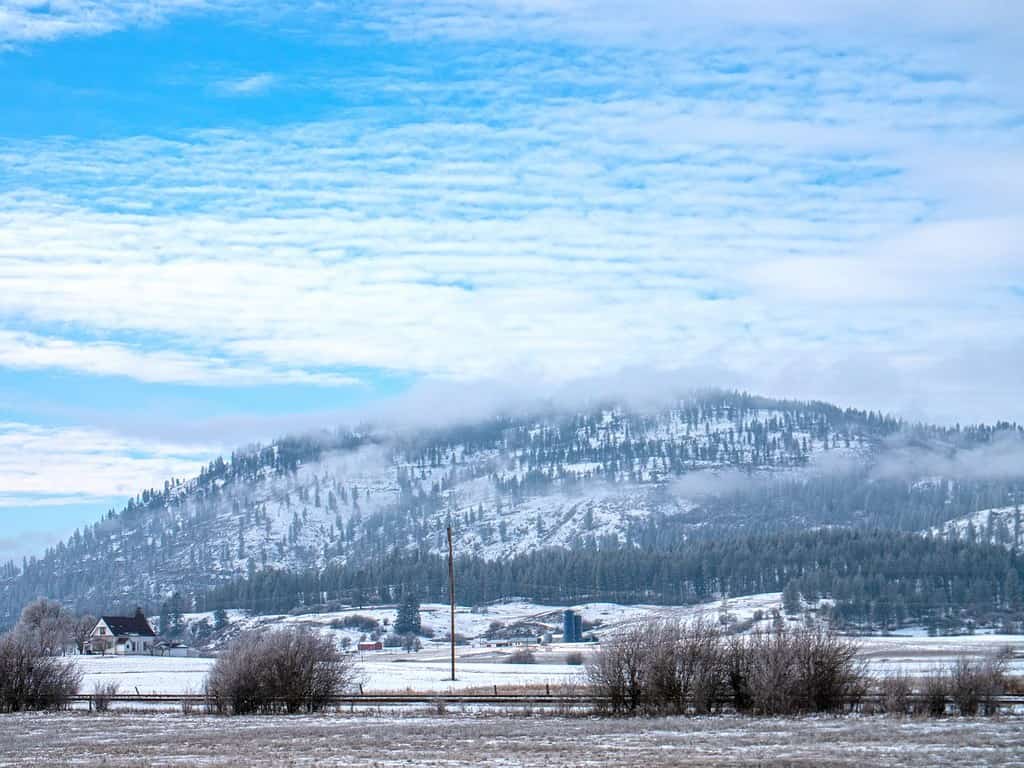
[1,711,1022,767]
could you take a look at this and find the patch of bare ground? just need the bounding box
[2,712,1022,767]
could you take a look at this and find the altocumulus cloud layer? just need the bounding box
[0,0,1022,547]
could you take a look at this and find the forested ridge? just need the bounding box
[198,530,1024,633]
[2,391,1022,630]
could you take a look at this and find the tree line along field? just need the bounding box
[1,711,1022,767]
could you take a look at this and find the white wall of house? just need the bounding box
[89,619,115,654]
[88,619,155,655]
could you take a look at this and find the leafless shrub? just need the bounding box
[794,630,865,713]
[879,672,913,715]
[181,685,196,714]
[0,630,81,712]
[635,622,680,714]
[554,680,584,716]
[330,614,379,633]
[738,628,864,715]
[644,620,728,715]
[678,621,729,715]
[507,649,536,664]
[587,620,728,716]
[206,627,356,715]
[742,629,801,715]
[586,623,650,714]
[949,656,1006,716]
[724,635,755,713]
[92,681,120,712]
[565,651,584,666]
[1004,675,1024,695]
[917,668,949,717]
[590,621,863,718]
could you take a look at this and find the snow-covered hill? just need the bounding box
[3,391,1021,623]
[929,505,1024,549]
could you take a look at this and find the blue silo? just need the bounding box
[563,609,580,643]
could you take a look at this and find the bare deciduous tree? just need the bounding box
[71,614,97,654]
[17,598,73,656]
[0,630,81,712]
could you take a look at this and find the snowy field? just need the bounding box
[74,635,1024,697]
[76,655,213,695]
[75,649,586,696]
[859,633,1024,678]
[76,593,1024,695]
[2,711,1022,767]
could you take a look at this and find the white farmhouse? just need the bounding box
[86,608,157,655]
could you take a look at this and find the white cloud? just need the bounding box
[872,431,1024,481]
[214,73,277,95]
[0,421,215,498]
[0,77,1021,420]
[0,0,221,45]
[0,2,1022,428]
[0,330,359,387]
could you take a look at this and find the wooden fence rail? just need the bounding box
[66,692,1024,710]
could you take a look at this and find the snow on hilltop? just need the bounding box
[6,391,1021,621]
[929,505,1023,549]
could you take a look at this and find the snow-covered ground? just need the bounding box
[183,592,787,650]
[360,650,585,693]
[858,633,1024,677]
[74,649,586,696]
[76,654,213,695]
[929,505,1023,549]
[3,712,1022,767]
[79,593,1024,695]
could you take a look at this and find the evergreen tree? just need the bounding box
[1006,570,1022,612]
[782,580,801,615]
[394,590,421,635]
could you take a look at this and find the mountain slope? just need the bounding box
[931,505,1024,549]
[3,391,1022,623]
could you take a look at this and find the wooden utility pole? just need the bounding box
[447,526,456,681]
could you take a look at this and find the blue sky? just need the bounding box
[1,0,1023,560]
